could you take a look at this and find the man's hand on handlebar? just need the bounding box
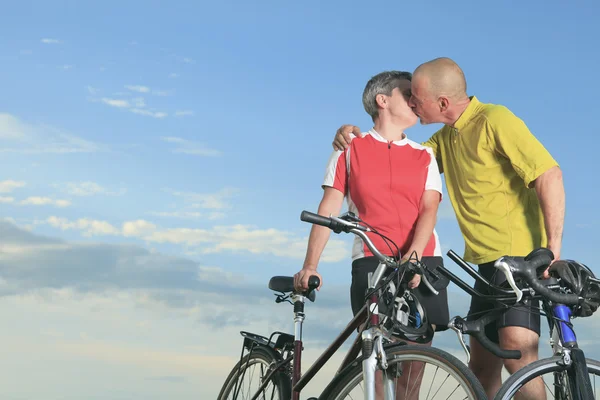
[541,244,561,279]
[332,125,362,151]
[294,267,323,292]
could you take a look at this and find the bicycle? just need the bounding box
[431,247,600,399]
[481,251,600,399]
[217,210,487,400]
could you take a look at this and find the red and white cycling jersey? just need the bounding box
[323,129,443,260]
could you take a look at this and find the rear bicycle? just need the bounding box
[442,247,600,399]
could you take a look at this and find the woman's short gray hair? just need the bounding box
[362,71,412,121]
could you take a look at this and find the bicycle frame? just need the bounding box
[541,300,594,400]
[292,259,391,399]
[444,250,597,399]
[233,261,388,400]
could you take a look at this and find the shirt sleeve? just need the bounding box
[421,128,444,174]
[322,149,348,194]
[424,147,443,200]
[487,106,559,188]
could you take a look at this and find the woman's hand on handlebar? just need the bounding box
[401,253,421,289]
[294,267,323,292]
[408,273,421,289]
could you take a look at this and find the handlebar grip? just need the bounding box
[300,210,343,231]
[473,330,522,360]
[307,275,320,290]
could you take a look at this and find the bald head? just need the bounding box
[413,57,467,99]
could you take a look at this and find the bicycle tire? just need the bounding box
[495,356,600,399]
[217,345,292,400]
[319,343,486,399]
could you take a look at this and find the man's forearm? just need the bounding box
[534,166,565,257]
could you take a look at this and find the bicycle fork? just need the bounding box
[361,329,395,400]
[361,289,395,400]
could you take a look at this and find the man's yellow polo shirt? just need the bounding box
[422,96,559,265]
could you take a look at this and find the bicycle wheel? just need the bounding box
[495,356,600,399]
[320,344,486,400]
[217,346,292,400]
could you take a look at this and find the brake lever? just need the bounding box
[494,257,524,302]
[420,271,439,295]
[448,317,470,363]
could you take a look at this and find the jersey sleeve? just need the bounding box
[421,128,444,174]
[322,149,348,194]
[487,106,559,188]
[424,148,443,200]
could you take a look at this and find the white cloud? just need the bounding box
[41,38,61,44]
[0,114,103,154]
[47,216,120,236]
[59,65,73,70]
[98,97,167,119]
[0,196,14,203]
[131,97,146,108]
[86,86,99,95]
[122,220,157,237]
[40,214,348,262]
[168,187,238,210]
[101,98,130,108]
[153,90,173,96]
[20,49,32,55]
[125,85,150,93]
[0,180,26,193]
[151,188,237,221]
[54,181,126,197]
[145,224,348,261]
[161,136,221,157]
[130,109,168,119]
[174,111,194,117]
[20,197,71,208]
[150,211,204,219]
[169,73,179,79]
[182,57,195,64]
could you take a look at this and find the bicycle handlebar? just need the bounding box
[451,314,522,359]
[494,248,581,305]
[300,210,439,294]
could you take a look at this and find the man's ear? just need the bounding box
[438,96,450,112]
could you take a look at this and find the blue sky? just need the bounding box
[1,1,599,399]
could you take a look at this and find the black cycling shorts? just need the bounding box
[350,256,450,332]
[467,261,541,344]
